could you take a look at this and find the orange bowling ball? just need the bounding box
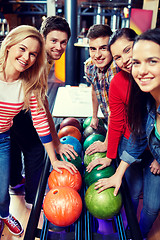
[48,168,82,192]
[58,125,82,142]
[43,186,82,227]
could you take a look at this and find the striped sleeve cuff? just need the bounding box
[40,134,52,144]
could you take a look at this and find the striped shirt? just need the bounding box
[84,58,119,120]
[0,79,52,144]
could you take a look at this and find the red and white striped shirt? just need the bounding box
[0,79,52,143]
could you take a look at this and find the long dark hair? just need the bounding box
[108,28,137,52]
[127,76,152,135]
[108,28,138,129]
[127,28,160,135]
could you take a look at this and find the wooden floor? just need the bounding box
[137,200,160,240]
[1,189,160,240]
[0,190,44,240]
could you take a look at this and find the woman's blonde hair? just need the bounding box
[0,25,48,109]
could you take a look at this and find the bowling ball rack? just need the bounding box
[24,120,143,240]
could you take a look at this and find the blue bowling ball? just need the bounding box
[60,136,82,156]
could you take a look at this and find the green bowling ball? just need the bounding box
[83,134,105,151]
[83,117,104,130]
[84,152,107,167]
[61,154,82,170]
[85,183,122,220]
[84,165,115,187]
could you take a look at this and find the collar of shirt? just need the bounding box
[97,60,113,74]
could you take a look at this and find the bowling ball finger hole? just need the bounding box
[53,190,59,195]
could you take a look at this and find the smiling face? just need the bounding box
[45,30,68,62]
[110,37,133,73]
[132,40,160,98]
[89,36,112,70]
[7,37,40,74]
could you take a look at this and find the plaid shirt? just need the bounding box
[84,57,119,120]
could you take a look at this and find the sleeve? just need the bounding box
[29,95,52,144]
[120,132,148,164]
[107,75,128,159]
[84,58,93,84]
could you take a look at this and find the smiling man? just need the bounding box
[40,16,70,65]
[84,24,119,129]
[40,16,71,110]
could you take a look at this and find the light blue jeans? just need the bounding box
[118,135,160,238]
[0,130,10,218]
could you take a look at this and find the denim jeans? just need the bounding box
[10,110,46,204]
[119,135,160,238]
[0,131,10,218]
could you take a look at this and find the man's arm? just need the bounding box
[85,114,109,155]
[90,84,99,129]
[44,97,78,160]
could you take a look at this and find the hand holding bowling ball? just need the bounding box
[83,117,104,130]
[48,168,82,192]
[85,183,122,219]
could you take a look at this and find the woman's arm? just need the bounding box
[107,74,130,159]
[44,141,77,174]
[95,160,130,196]
[30,95,77,173]
[44,97,78,160]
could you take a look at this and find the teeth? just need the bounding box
[126,64,131,69]
[18,60,26,66]
[54,51,61,55]
[96,60,103,63]
[140,78,150,82]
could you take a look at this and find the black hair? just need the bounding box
[127,28,160,135]
[108,28,137,52]
[133,28,160,46]
[40,16,71,40]
[87,24,112,39]
[127,76,153,135]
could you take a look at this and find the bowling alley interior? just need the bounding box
[0,0,160,239]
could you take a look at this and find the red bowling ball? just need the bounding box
[60,117,82,132]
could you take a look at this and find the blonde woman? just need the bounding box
[0,25,77,236]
